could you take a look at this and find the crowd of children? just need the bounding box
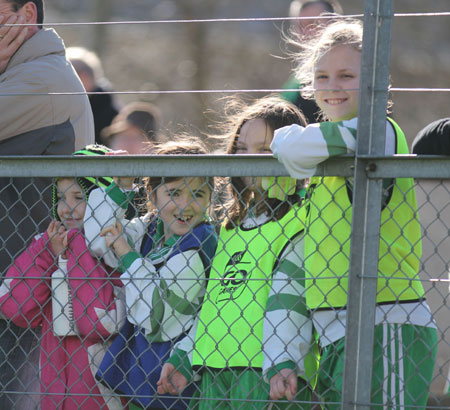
[0,12,440,410]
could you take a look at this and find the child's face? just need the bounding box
[235,118,272,192]
[56,178,87,229]
[314,44,361,122]
[152,177,211,241]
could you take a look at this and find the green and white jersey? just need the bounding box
[84,183,217,342]
[262,233,318,384]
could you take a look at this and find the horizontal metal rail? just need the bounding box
[360,155,450,178]
[0,155,449,178]
[0,155,354,178]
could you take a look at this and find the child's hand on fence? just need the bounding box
[157,363,188,395]
[100,222,132,257]
[269,368,298,401]
[47,220,67,258]
[105,150,135,190]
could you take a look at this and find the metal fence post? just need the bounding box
[342,0,394,409]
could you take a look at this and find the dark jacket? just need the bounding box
[89,85,120,144]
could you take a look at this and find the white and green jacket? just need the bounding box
[84,183,217,342]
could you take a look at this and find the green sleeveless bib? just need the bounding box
[192,205,306,368]
[304,118,423,309]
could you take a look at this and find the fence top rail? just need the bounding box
[0,155,448,178]
[0,155,354,178]
[360,155,450,179]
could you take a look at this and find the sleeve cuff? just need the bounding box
[266,360,297,382]
[118,251,141,272]
[165,348,193,382]
[106,182,136,209]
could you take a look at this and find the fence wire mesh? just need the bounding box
[0,157,449,410]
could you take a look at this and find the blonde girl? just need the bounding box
[271,18,437,410]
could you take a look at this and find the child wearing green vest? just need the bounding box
[157,96,318,409]
[270,19,437,410]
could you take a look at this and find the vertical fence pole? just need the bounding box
[342,0,394,409]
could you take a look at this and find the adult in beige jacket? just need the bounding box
[0,1,94,409]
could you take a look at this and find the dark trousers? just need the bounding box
[0,320,40,410]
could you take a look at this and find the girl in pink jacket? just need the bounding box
[0,145,126,410]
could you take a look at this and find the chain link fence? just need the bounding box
[0,156,449,410]
[1,1,449,408]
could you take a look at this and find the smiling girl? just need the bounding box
[0,145,127,410]
[270,19,437,410]
[84,138,218,409]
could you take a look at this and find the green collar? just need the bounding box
[297,188,307,199]
[147,219,181,261]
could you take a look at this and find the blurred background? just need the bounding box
[45,0,449,144]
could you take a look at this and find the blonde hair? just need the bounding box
[293,18,363,99]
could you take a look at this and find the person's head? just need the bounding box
[66,47,104,93]
[412,118,450,155]
[144,138,213,241]
[289,0,343,39]
[222,95,307,228]
[294,19,363,122]
[101,102,162,154]
[2,0,43,32]
[52,145,113,229]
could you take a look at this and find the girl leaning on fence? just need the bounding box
[83,138,218,410]
[270,18,438,409]
[0,145,127,410]
[157,95,319,409]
